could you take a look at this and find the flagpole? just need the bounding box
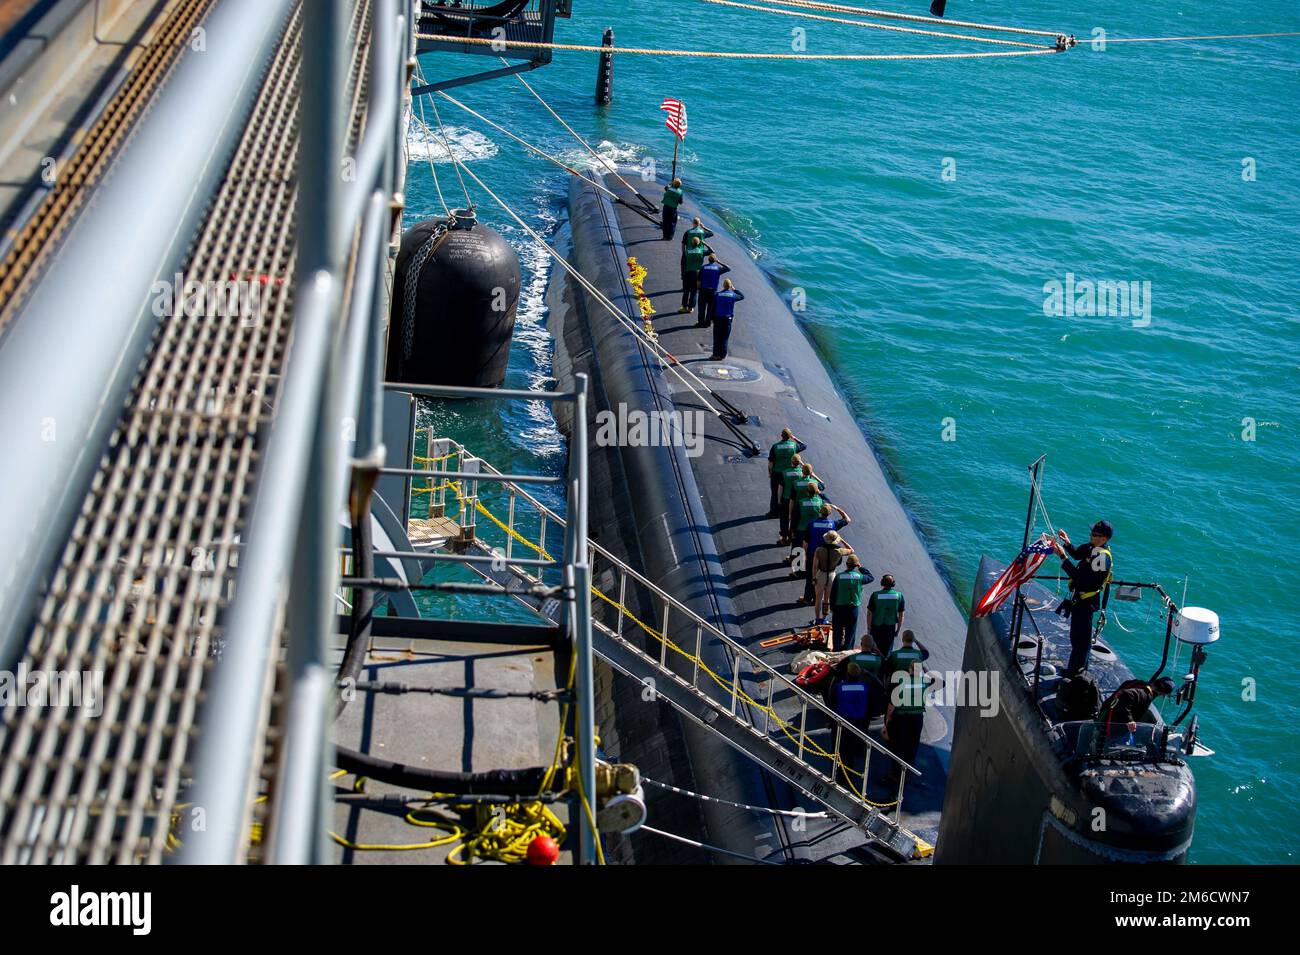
[671,135,678,183]
[1011,454,1047,649]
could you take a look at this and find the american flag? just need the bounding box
[973,536,1055,617]
[660,97,687,139]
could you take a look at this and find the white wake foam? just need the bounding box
[406,120,498,164]
[559,140,645,175]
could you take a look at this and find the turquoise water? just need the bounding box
[406,1,1300,863]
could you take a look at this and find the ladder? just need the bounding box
[409,436,924,861]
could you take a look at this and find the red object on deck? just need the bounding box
[526,835,559,866]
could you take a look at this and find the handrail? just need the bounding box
[0,0,297,671]
[416,436,921,783]
[183,0,405,865]
[397,381,596,863]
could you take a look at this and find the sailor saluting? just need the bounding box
[1050,520,1114,676]
[661,177,684,240]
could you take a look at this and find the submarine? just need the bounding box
[0,0,1231,870]
[546,169,969,863]
[364,3,1213,865]
[538,168,1212,864]
[937,528,1213,863]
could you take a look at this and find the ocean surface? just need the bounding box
[403,1,1300,863]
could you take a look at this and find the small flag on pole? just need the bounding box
[660,97,688,139]
[973,536,1055,617]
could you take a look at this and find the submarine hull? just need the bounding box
[548,171,970,862]
[935,557,1196,864]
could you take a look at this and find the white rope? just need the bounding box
[414,33,1063,61]
[1027,468,1061,594]
[411,64,452,219]
[637,825,785,864]
[739,0,1065,37]
[1108,606,1135,633]
[703,0,1053,49]
[1031,482,1056,540]
[643,776,830,819]
[502,59,659,210]
[411,113,738,423]
[434,90,620,202]
[1101,31,1300,43]
[429,96,472,211]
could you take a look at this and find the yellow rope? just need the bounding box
[586,585,897,808]
[446,802,567,865]
[703,0,1053,49]
[330,823,465,853]
[408,457,903,811]
[415,33,1062,61]
[457,482,901,808]
[330,716,578,863]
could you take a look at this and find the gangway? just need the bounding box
[397,432,926,861]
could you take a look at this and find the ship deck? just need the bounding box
[330,629,572,865]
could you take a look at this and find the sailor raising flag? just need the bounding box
[660,96,687,181]
[973,535,1055,617]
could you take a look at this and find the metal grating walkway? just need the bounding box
[0,1,375,864]
[0,0,217,336]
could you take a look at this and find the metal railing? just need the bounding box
[406,434,922,836]
[385,379,596,864]
[0,0,296,674]
[182,0,414,865]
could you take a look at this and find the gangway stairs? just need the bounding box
[402,436,925,861]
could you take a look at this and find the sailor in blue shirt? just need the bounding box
[801,502,852,609]
[709,279,744,360]
[695,254,730,328]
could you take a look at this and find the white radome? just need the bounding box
[1175,606,1220,645]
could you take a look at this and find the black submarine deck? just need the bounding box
[553,171,971,861]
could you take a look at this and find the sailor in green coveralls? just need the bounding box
[661,177,683,240]
[774,454,807,544]
[829,554,870,652]
[678,217,714,313]
[786,469,827,564]
[886,629,924,683]
[866,574,905,658]
[680,235,711,313]
[884,658,928,784]
[767,428,806,517]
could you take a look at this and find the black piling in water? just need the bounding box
[595,28,614,105]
